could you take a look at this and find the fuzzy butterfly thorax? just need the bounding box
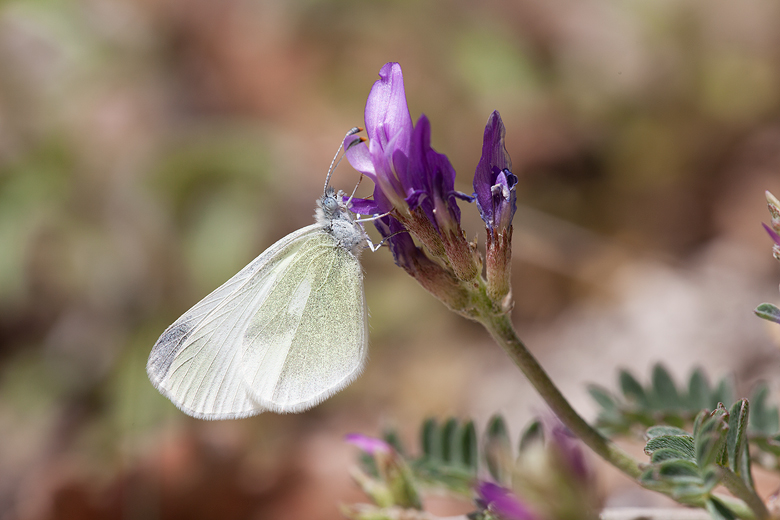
[316,187,368,257]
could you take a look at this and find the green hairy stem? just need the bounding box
[477,310,643,480]
[466,283,767,519]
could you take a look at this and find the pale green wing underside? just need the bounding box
[240,232,367,412]
[147,224,367,419]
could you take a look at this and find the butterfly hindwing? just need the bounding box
[240,231,367,412]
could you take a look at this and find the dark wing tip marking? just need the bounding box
[147,321,194,384]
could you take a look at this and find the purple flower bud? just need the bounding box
[763,223,780,264]
[477,482,537,520]
[767,190,780,224]
[344,433,392,455]
[473,111,516,232]
[764,222,780,246]
[546,422,589,482]
[345,432,422,510]
[473,111,516,303]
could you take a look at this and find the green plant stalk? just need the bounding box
[477,310,642,479]
[474,308,762,519]
[720,469,769,520]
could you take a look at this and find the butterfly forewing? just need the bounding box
[147,224,325,419]
[240,231,367,412]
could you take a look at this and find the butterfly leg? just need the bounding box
[365,229,410,252]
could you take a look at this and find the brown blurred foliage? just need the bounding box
[3,0,780,518]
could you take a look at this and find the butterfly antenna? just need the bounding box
[324,126,363,194]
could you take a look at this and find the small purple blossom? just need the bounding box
[344,433,392,455]
[473,111,517,231]
[763,222,780,246]
[477,482,536,520]
[546,421,589,482]
[407,115,473,234]
[344,62,411,216]
[374,216,421,271]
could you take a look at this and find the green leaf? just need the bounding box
[695,407,729,469]
[711,379,734,410]
[441,418,459,463]
[639,466,660,486]
[383,428,405,456]
[650,447,693,464]
[484,415,512,483]
[458,421,478,472]
[687,368,712,411]
[693,409,706,438]
[656,459,701,480]
[518,420,543,451]
[619,369,648,406]
[706,496,739,520]
[651,364,680,410]
[359,452,379,478]
[749,383,779,435]
[753,435,780,456]
[644,435,696,462]
[755,303,780,324]
[726,399,752,490]
[700,466,721,490]
[588,385,617,411]
[646,426,690,439]
[421,418,440,459]
[486,415,510,448]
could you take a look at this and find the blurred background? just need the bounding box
[3,0,780,518]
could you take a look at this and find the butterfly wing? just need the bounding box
[147,224,327,419]
[240,231,367,413]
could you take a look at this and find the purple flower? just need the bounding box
[763,222,780,264]
[344,62,471,235]
[477,482,536,520]
[764,222,780,246]
[473,111,517,231]
[546,422,589,482]
[344,433,392,455]
[343,62,412,217]
[407,115,473,234]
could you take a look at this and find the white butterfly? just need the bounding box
[147,130,375,419]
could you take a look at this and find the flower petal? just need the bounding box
[347,196,380,215]
[365,63,413,159]
[763,222,780,246]
[477,482,536,520]
[344,433,392,455]
[375,216,417,268]
[344,136,377,180]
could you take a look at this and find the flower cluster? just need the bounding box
[764,191,780,262]
[343,419,597,520]
[345,63,516,315]
[477,420,598,520]
[343,434,421,514]
[756,191,780,324]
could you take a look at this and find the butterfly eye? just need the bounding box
[323,197,339,213]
